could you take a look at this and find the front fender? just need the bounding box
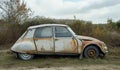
[81,41,103,53]
[11,41,36,54]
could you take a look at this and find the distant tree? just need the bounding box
[107,19,116,31]
[84,21,93,36]
[0,0,32,24]
[0,19,5,24]
[116,20,120,28]
[69,20,83,35]
[116,20,120,32]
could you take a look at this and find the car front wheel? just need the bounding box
[84,46,99,58]
[18,53,34,60]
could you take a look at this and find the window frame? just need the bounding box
[34,26,53,38]
[54,26,73,37]
[23,29,35,39]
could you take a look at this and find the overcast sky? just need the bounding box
[25,0,120,23]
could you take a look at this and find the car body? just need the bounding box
[11,24,108,60]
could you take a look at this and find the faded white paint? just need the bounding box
[24,29,35,39]
[11,41,36,53]
[75,37,83,53]
[11,29,36,53]
[35,38,54,52]
[11,24,108,55]
[28,24,67,29]
[55,37,78,53]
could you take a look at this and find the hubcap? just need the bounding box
[19,53,33,60]
[87,49,96,58]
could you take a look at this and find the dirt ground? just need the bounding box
[0,64,120,70]
[31,65,120,70]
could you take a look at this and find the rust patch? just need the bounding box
[96,42,102,47]
[71,39,77,46]
[34,38,52,41]
[56,50,77,53]
[17,38,34,43]
[41,47,46,52]
[71,39,78,52]
[61,47,78,53]
[55,39,78,53]
[50,46,54,51]
[81,41,102,53]
[25,50,37,54]
[80,41,92,52]
[39,47,54,52]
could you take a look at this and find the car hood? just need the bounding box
[76,35,101,42]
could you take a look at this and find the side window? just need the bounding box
[55,27,72,37]
[35,27,53,38]
[24,29,35,38]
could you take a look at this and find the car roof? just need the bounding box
[28,24,68,29]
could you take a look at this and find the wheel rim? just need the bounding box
[87,49,96,58]
[19,53,33,60]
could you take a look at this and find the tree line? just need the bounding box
[0,0,120,47]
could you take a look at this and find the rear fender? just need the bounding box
[11,41,37,54]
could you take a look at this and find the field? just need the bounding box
[0,0,120,70]
[0,44,120,70]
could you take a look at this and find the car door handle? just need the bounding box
[55,38,59,41]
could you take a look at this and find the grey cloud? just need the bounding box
[56,0,120,15]
[79,0,120,13]
[25,0,120,23]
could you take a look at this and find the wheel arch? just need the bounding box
[82,44,103,56]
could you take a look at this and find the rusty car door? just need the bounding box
[54,26,78,53]
[34,26,54,53]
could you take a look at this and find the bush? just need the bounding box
[0,24,23,45]
[0,18,120,47]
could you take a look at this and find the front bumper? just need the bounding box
[104,50,108,53]
[102,47,108,54]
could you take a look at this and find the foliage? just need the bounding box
[107,19,117,31]
[116,20,120,28]
[0,17,120,47]
[0,0,32,24]
[116,20,120,32]
[69,20,93,36]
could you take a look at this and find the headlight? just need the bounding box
[102,42,108,51]
[103,46,107,50]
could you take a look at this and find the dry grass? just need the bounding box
[0,46,120,69]
[0,43,13,50]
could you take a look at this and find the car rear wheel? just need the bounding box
[84,46,99,58]
[18,53,34,60]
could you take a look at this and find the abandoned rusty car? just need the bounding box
[11,24,108,60]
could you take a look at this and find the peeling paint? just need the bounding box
[11,24,108,56]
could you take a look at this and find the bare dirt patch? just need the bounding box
[1,64,120,70]
[31,65,120,70]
